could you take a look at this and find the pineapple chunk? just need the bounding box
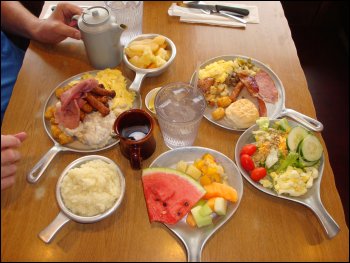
[176,160,188,173]
[186,164,202,180]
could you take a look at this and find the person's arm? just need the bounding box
[1,1,82,44]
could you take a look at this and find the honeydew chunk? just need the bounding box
[191,206,213,228]
[186,164,202,180]
[199,203,213,217]
[176,160,188,173]
[214,197,227,216]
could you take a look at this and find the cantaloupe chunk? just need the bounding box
[186,213,197,227]
[203,182,238,203]
[206,198,216,211]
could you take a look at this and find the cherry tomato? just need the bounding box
[240,144,257,156]
[250,167,267,182]
[240,154,255,171]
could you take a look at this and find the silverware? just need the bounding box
[201,9,247,24]
[176,2,249,16]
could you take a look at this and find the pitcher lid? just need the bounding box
[82,6,109,25]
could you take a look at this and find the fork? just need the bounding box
[194,0,248,24]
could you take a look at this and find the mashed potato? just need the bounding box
[60,159,121,217]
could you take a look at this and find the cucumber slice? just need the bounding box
[287,126,309,152]
[297,157,318,168]
[300,135,323,162]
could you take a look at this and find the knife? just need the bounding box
[177,2,250,17]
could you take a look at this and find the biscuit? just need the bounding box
[225,99,259,128]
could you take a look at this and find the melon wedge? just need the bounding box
[142,167,206,224]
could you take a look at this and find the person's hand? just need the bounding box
[33,3,82,44]
[1,132,27,190]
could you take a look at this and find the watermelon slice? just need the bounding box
[142,167,206,225]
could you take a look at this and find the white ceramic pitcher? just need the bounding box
[74,6,126,69]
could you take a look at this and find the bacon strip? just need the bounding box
[257,98,267,117]
[238,73,259,97]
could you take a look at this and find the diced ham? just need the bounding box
[254,70,278,103]
[55,79,99,129]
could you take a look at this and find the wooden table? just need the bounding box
[1,2,348,261]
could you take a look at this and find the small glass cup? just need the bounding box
[104,1,143,46]
[155,82,206,149]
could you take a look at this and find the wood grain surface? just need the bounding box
[1,2,348,262]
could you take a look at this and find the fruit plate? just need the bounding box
[149,146,243,262]
[234,119,339,239]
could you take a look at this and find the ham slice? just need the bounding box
[254,70,278,103]
[55,79,98,129]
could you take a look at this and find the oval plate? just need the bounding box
[234,119,339,238]
[149,146,243,261]
[43,70,140,152]
[190,55,285,131]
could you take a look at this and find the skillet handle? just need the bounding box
[129,72,146,93]
[27,144,62,184]
[280,108,324,132]
[38,211,71,243]
[305,194,340,239]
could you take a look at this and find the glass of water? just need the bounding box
[155,82,206,149]
[104,1,143,46]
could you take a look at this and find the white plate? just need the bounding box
[191,55,285,131]
[191,55,323,132]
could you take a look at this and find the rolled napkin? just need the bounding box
[168,1,259,28]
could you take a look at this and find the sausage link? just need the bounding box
[86,94,110,116]
[91,85,116,98]
[230,81,244,102]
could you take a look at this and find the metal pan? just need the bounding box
[150,146,243,261]
[190,55,323,132]
[235,119,339,239]
[122,33,177,96]
[38,155,126,243]
[27,70,140,184]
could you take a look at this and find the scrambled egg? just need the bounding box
[199,60,235,83]
[260,166,319,196]
[81,68,135,116]
[199,58,260,83]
